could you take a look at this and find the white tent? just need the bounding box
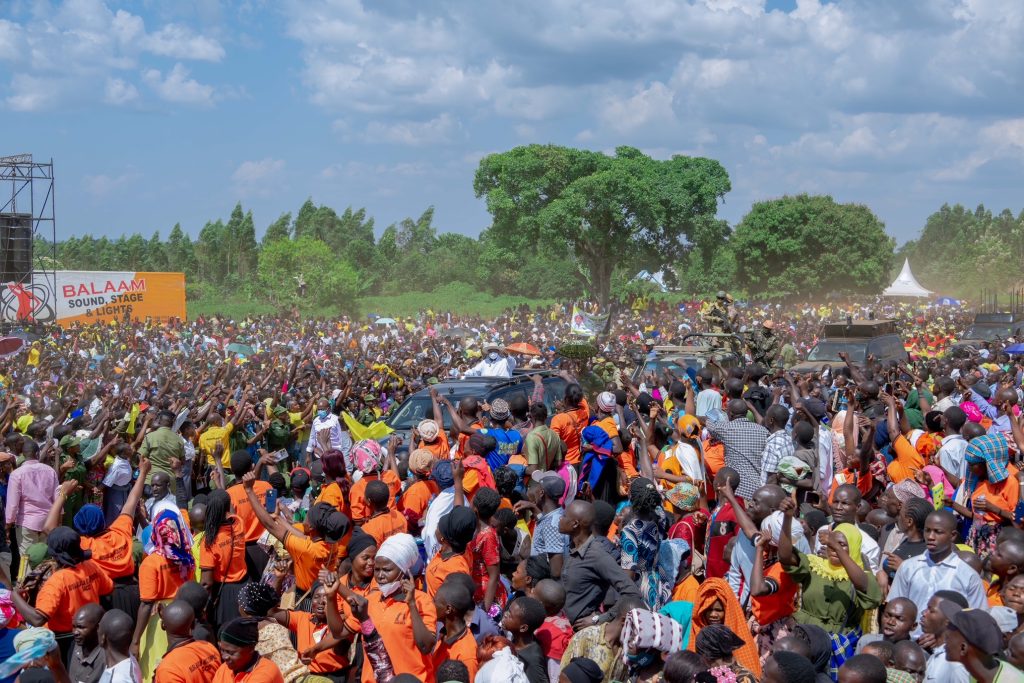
[882,259,933,298]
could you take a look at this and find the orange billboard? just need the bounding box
[1,271,186,326]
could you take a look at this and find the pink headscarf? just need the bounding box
[961,401,984,423]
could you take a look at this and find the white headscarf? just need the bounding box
[376,533,419,576]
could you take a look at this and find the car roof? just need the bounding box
[819,319,899,338]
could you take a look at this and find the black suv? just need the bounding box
[384,371,569,435]
[791,319,908,373]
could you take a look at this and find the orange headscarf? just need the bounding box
[688,578,761,677]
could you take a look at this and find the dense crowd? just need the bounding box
[0,296,1020,683]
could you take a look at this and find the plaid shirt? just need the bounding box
[761,429,794,483]
[706,418,769,499]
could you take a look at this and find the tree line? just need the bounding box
[39,145,1023,309]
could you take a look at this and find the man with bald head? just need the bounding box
[702,398,769,499]
[69,603,106,683]
[966,381,1019,439]
[154,600,221,683]
[559,499,642,629]
[97,609,139,683]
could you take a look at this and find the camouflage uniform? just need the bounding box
[748,328,782,367]
[704,297,741,355]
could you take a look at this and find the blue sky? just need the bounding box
[2,0,1023,246]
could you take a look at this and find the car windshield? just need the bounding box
[386,397,455,431]
[806,341,867,362]
[964,325,1010,341]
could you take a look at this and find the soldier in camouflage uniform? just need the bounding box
[357,394,378,426]
[705,291,741,355]
[748,320,782,368]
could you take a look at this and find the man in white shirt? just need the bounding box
[98,609,141,683]
[464,343,516,378]
[888,509,987,639]
[307,399,351,469]
[937,406,969,485]
[921,592,970,683]
[812,483,882,572]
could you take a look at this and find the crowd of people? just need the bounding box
[0,295,1020,683]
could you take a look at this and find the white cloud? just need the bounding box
[143,24,226,62]
[600,82,675,133]
[142,64,216,106]
[363,114,461,146]
[83,172,139,197]
[231,158,286,197]
[103,77,139,105]
[232,158,286,185]
[0,3,226,110]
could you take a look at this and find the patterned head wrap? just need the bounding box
[965,433,1010,493]
[665,483,700,513]
[152,510,196,579]
[620,609,683,663]
[238,582,280,617]
[351,439,384,474]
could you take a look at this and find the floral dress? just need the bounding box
[471,525,506,610]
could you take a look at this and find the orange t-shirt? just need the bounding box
[886,435,924,485]
[400,480,438,519]
[350,471,401,522]
[830,469,874,503]
[289,610,348,674]
[425,550,472,596]
[419,431,451,460]
[337,574,376,633]
[227,481,273,543]
[750,562,800,625]
[285,532,337,591]
[212,657,283,683]
[139,553,188,602]
[316,482,350,518]
[551,412,583,465]
[360,590,438,683]
[431,627,479,681]
[620,443,640,480]
[36,559,114,632]
[80,514,135,579]
[973,465,1020,524]
[456,422,484,460]
[198,518,247,584]
[361,509,408,545]
[154,640,221,683]
[671,574,700,604]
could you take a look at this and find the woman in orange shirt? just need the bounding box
[425,507,475,596]
[199,489,248,630]
[314,449,351,519]
[401,450,439,530]
[960,433,1019,561]
[242,472,347,610]
[44,458,150,621]
[132,509,196,678]
[349,439,402,523]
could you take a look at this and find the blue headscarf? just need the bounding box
[72,504,106,537]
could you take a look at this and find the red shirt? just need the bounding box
[705,499,743,580]
[470,526,505,606]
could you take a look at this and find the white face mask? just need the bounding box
[488,352,499,361]
[378,580,402,597]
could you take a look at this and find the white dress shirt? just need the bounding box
[937,434,968,481]
[887,550,988,638]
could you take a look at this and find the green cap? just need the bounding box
[58,435,81,450]
[25,542,48,569]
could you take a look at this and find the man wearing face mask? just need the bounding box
[307,398,351,469]
[464,343,516,378]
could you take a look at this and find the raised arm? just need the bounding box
[241,470,304,542]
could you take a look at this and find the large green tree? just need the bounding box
[473,145,731,307]
[257,237,361,310]
[731,194,894,298]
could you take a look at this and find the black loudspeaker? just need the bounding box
[0,213,32,282]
